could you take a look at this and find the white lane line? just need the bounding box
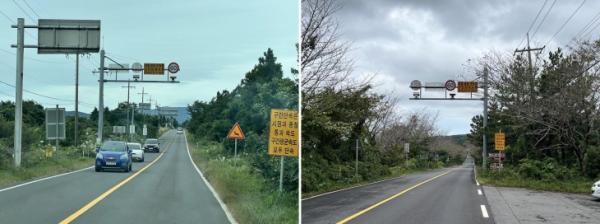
[0,166,93,193]
[481,205,489,218]
[477,189,482,195]
[183,131,237,224]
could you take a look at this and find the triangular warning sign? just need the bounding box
[227,122,245,140]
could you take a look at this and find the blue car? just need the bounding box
[95,141,132,172]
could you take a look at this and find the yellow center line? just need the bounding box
[336,170,454,224]
[59,137,175,224]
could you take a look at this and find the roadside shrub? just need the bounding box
[517,158,575,181]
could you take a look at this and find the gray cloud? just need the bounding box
[333,0,600,134]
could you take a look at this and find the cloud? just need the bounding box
[333,0,600,134]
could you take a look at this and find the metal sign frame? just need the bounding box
[37,19,101,54]
[45,107,66,140]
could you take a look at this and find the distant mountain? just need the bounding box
[65,111,90,119]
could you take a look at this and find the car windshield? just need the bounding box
[100,141,126,152]
[145,139,158,144]
[127,143,141,150]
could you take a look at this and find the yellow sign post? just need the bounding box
[457,81,478,93]
[226,122,245,166]
[495,132,505,151]
[143,63,164,75]
[268,109,299,192]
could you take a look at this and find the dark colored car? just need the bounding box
[143,138,160,153]
[95,141,132,172]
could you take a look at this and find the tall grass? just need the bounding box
[187,137,297,224]
[0,146,93,188]
[477,167,593,194]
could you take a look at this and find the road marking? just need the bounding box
[184,131,237,224]
[478,189,482,195]
[481,205,489,218]
[58,137,174,224]
[0,166,93,193]
[336,170,453,224]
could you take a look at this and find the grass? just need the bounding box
[187,136,298,224]
[0,149,94,189]
[476,167,592,194]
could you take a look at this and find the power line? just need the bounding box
[0,80,95,107]
[11,0,36,21]
[545,0,586,46]
[567,9,600,45]
[517,0,549,49]
[21,0,40,18]
[530,0,557,40]
[0,8,36,40]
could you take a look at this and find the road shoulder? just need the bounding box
[484,185,600,224]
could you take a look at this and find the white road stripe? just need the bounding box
[0,166,93,193]
[183,131,237,224]
[481,205,489,218]
[477,189,482,195]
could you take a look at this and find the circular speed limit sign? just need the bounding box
[445,80,456,91]
[167,62,180,74]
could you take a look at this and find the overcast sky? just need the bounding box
[0,0,298,113]
[335,0,600,135]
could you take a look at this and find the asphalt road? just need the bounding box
[0,130,231,224]
[302,157,493,224]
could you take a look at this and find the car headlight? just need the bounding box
[120,154,128,160]
[96,153,103,159]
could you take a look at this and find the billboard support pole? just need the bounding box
[75,52,79,150]
[14,18,24,168]
[97,50,105,145]
[55,104,59,152]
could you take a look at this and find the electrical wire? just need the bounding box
[21,0,40,18]
[11,0,36,21]
[545,0,587,46]
[0,80,96,107]
[530,0,557,40]
[516,0,549,49]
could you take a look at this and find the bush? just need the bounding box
[516,158,575,181]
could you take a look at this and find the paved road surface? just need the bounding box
[302,157,493,224]
[0,130,231,224]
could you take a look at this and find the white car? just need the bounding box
[127,142,144,162]
[177,128,183,134]
[592,180,600,198]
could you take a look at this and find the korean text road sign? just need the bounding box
[495,132,505,151]
[458,81,478,92]
[144,63,164,75]
[268,109,299,157]
[227,122,245,140]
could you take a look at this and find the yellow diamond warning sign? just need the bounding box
[268,109,299,157]
[226,122,245,140]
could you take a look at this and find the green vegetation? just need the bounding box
[0,146,93,188]
[468,40,600,191]
[477,158,591,193]
[185,48,298,223]
[188,138,297,224]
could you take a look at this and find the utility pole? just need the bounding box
[122,80,135,141]
[14,18,24,167]
[75,52,80,147]
[138,87,148,115]
[97,50,105,145]
[482,66,489,169]
[514,33,544,103]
